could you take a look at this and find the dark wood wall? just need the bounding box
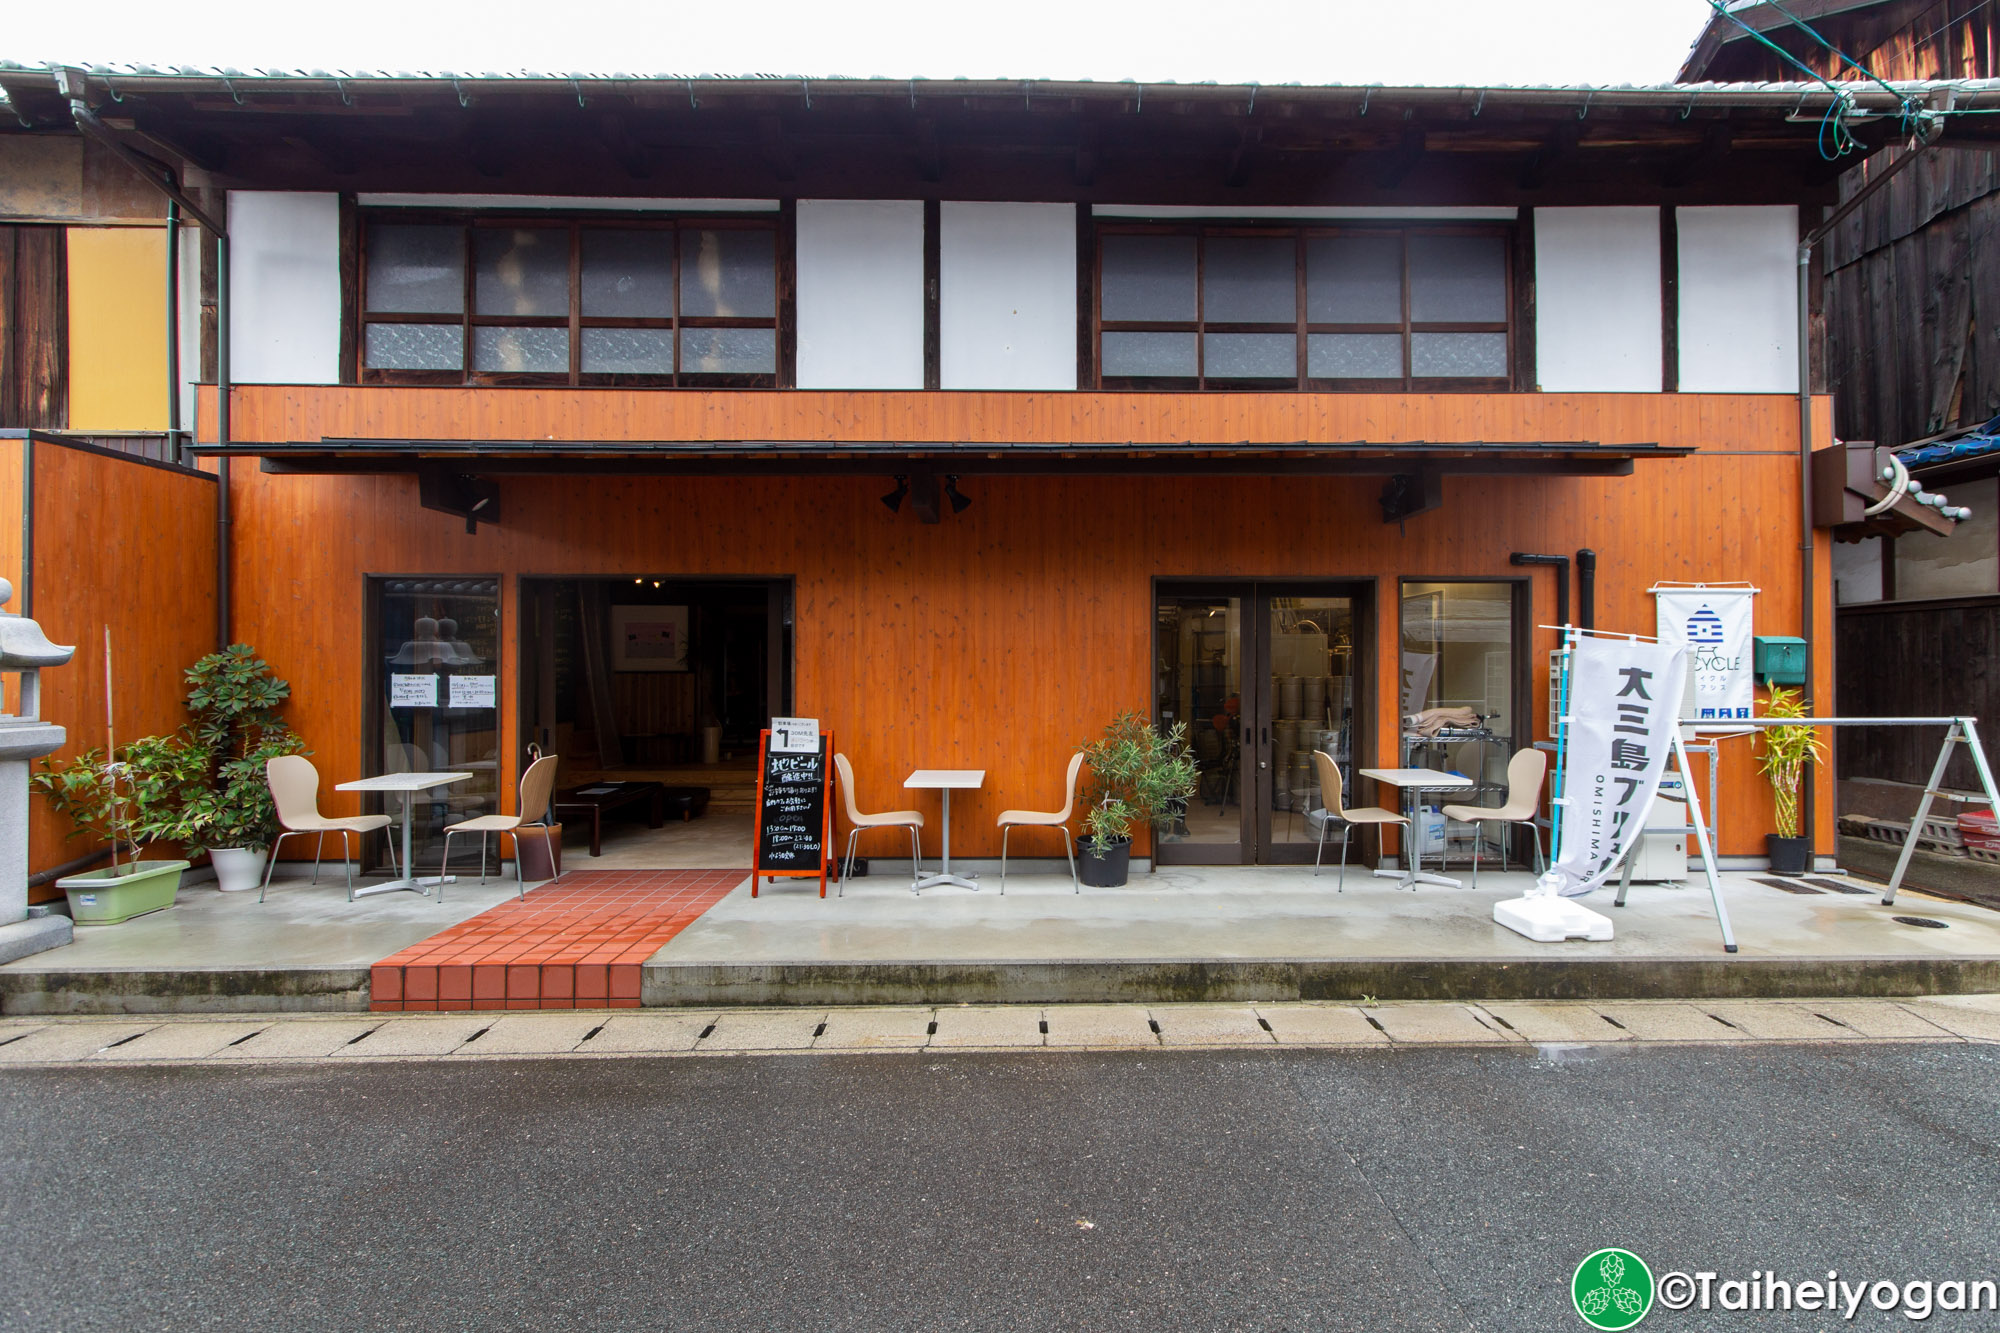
[0,226,66,429]
[1837,594,2000,788]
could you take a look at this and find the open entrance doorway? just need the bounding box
[519,577,792,869]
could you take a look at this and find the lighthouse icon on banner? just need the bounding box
[1686,604,1726,645]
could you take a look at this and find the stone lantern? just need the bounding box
[0,578,74,963]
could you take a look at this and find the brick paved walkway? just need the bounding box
[369,870,742,1012]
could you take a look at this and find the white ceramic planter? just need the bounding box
[208,847,269,893]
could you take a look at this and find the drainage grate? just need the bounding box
[1755,876,1822,895]
[581,1024,606,1043]
[461,1026,492,1044]
[1038,1019,1049,1035]
[1805,877,1873,896]
[697,1023,716,1040]
[1256,1016,1274,1033]
[1601,1014,1627,1030]
[1892,915,1950,929]
[812,1022,827,1038]
[345,1026,382,1045]
[226,1028,265,1047]
[926,1020,938,1036]
[1147,1018,1161,1035]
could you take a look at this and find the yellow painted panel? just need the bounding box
[67,226,167,431]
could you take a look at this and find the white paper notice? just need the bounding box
[770,716,821,754]
[390,674,437,708]
[449,675,497,709]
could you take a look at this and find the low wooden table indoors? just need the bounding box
[552,781,669,857]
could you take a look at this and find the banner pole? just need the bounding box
[1673,728,1737,953]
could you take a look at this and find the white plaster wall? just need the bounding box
[177,220,203,431]
[1532,207,1661,392]
[1896,477,1999,600]
[227,191,341,385]
[1832,537,1884,605]
[795,199,924,389]
[940,202,1076,390]
[1676,205,1798,393]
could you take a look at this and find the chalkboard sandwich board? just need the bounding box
[753,721,833,898]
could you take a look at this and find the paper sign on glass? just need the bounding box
[448,674,497,709]
[770,717,821,754]
[390,674,437,708]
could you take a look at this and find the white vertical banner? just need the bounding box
[1652,585,1756,724]
[1546,635,1689,897]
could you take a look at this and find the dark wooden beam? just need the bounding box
[1224,125,1261,188]
[1518,120,1580,190]
[1664,121,1732,188]
[1373,126,1426,190]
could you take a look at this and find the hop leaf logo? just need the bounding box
[1571,1248,1654,1330]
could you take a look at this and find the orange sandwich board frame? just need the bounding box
[752,727,834,898]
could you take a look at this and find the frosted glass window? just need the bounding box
[1409,235,1507,323]
[1203,237,1295,323]
[1308,333,1403,378]
[1307,235,1402,324]
[366,225,464,314]
[474,326,569,374]
[365,323,464,370]
[581,230,673,318]
[1411,332,1507,378]
[1204,333,1295,379]
[680,229,776,317]
[581,328,673,374]
[1102,332,1197,378]
[1101,236,1197,322]
[681,327,777,374]
[474,229,570,317]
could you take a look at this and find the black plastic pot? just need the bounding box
[1766,834,1811,875]
[1077,836,1132,888]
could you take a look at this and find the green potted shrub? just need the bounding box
[1757,685,1824,875]
[1077,711,1201,888]
[34,741,191,925]
[173,646,307,891]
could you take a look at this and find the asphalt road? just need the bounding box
[3,1042,1999,1331]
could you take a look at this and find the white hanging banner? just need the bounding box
[1652,585,1756,725]
[1545,635,1689,898]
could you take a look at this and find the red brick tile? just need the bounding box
[439,966,473,1002]
[472,964,507,1000]
[404,966,439,1002]
[541,966,574,1002]
[400,999,438,1012]
[575,965,608,1001]
[438,998,472,1011]
[371,965,403,1004]
[473,998,509,1011]
[609,996,642,1008]
[369,997,403,1013]
[609,964,641,1000]
[506,964,540,1001]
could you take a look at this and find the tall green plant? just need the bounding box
[1756,685,1824,840]
[1078,711,1201,855]
[176,645,307,851]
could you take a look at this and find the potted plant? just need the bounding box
[1077,711,1202,888]
[33,743,191,924]
[1756,685,1824,875]
[174,646,308,891]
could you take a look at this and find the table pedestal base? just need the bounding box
[1372,866,1463,891]
[352,873,456,900]
[914,871,980,892]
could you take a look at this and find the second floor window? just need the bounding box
[1095,224,1513,391]
[360,215,779,387]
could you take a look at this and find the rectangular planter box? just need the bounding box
[57,860,189,926]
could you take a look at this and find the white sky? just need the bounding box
[5,0,1724,87]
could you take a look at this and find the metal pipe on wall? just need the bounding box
[165,200,180,464]
[217,231,232,650]
[1575,549,1596,630]
[1509,553,1570,629]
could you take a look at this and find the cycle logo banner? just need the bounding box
[1651,584,1755,725]
[1546,634,1687,898]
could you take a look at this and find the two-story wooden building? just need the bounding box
[6,63,1988,886]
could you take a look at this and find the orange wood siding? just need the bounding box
[210,384,1806,453]
[27,440,216,892]
[217,389,1834,862]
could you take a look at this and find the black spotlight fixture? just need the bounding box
[944,475,972,514]
[881,475,909,513]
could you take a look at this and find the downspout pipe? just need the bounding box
[1575,549,1596,630]
[60,70,233,649]
[165,199,180,463]
[1510,552,1570,629]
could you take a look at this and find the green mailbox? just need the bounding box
[1754,636,1808,687]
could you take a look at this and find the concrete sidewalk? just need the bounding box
[644,865,2000,1005]
[0,994,1993,1066]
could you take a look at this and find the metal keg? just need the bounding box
[1302,675,1328,725]
[1279,674,1304,719]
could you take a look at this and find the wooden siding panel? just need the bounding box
[0,226,68,430]
[27,441,216,891]
[221,406,1833,862]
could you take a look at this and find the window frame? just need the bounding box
[356,210,783,389]
[1092,221,1516,392]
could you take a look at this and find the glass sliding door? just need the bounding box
[1154,592,1247,860]
[367,577,502,870]
[1154,581,1372,866]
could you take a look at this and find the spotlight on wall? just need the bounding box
[881,475,910,513]
[944,475,972,514]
